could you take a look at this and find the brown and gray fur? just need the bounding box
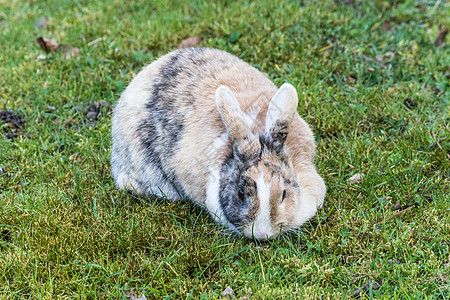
[111,48,326,240]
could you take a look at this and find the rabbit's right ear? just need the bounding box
[216,85,254,142]
[264,83,298,148]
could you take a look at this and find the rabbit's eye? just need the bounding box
[238,189,245,202]
[281,190,287,202]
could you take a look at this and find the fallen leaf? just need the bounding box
[434,27,448,48]
[124,290,147,300]
[221,286,235,299]
[36,37,58,52]
[177,36,202,49]
[347,173,365,184]
[36,36,80,59]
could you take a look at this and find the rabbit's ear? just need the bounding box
[216,85,254,142]
[265,83,298,146]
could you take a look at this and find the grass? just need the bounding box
[0,0,449,298]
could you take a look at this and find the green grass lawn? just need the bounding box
[1,0,449,298]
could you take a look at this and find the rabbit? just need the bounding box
[111,47,326,240]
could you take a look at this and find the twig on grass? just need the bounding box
[377,203,419,225]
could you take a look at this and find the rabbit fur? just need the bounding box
[111,48,326,240]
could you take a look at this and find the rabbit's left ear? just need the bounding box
[265,83,298,146]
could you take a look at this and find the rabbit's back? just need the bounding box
[111,48,277,201]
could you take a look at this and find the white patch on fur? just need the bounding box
[251,173,273,239]
[205,133,230,227]
[213,131,229,149]
[208,132,229,172]
[206,167,223,220]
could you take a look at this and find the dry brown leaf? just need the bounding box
[37,37,58,52]
[36,36,80,59]
[434,27,448,48]
[177,36,202,49]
